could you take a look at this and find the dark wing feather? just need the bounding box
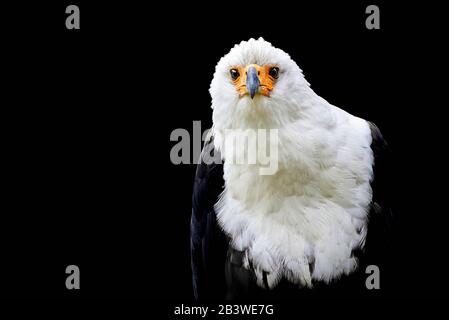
[190,136,227,300]
[362,122,395,267]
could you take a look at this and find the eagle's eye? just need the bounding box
[269,67,279,79]
[230,68,240,80]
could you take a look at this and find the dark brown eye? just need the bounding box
[230,68,240,80]
[269,67,279,79]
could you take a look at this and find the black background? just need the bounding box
[2,0,446,306]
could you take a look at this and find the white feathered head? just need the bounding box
[210,38,313,132]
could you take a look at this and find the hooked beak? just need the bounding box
[246,66,260,99]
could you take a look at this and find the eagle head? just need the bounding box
[210,38,311,132]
